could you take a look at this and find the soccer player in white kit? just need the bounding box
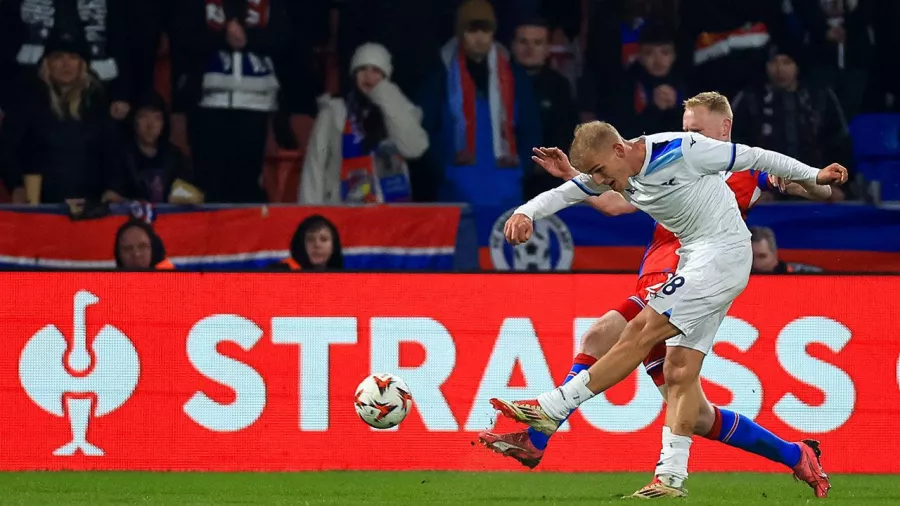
[490,121,848,497]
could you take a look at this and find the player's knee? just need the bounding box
[694,400,716,435]
[579,311,626,356]
[662,354,700,388]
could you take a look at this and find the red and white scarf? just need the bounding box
[441,39,518,166]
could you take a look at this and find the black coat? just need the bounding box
[605,63,686,139]
[0,78,120,202]
[732,82,851,169]
[116,142,193,203]
[524,66,578,199]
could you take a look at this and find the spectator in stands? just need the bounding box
[174,0,289,203]
[337,0,459,98]
[510,18,578,199]
[419,0,541,207]
[750,226,822,273]
[787,0,875,118]
[605,24,685,139]
[114,219,175,270]
[300,43,427,204]
[114,93,201,204]
[578,0,678,121]
[0,0,131,119]
[0,30,122,204]
[732,43,851,198]
[678,0,786,98]
[269,214,344,271]
[125,0,177,104]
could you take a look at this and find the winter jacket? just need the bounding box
[172,0,289,112]
[418,52,542,206]
[790,0,875,71]
[300,80,428,204]
[0,77,120,202]
[604,63,686,139]
[117,142,193,203]
[732,82,850,169]
[114,94,194,203]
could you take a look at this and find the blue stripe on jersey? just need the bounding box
[726,143,737,172]
[757,170,770,190]
[645,138,684,175]
[572,178,601,196]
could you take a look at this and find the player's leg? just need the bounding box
[478,270,672,464]
[651,319,830,498]
[491,304,680,433]
[650,346,706,495]
[478,308,628,466]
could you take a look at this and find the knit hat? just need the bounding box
[43,29,91,62]
[350,43,393,79]
[768,41,804,67]
[456,0,497,37]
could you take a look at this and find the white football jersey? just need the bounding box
[517,132,821,248]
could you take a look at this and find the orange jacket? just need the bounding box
[154,259,176,270]
[280,257,302,270]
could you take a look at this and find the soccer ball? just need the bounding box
[354,373,413,429]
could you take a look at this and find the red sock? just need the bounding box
[563,353,597,384]
[702,406,723,440]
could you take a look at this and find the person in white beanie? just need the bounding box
[300,42,429,204]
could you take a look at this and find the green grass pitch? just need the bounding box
[1,472,898,505]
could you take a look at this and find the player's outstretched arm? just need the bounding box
[514,177,597,221]
[683,134,848,186]
[505,175,608,245]
[769,175,833,201]
[533,147,637,216]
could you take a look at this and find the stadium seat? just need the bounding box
[262,115,312,202]
[850,114,900,159]
[849,114,900,201]
[856,161,900,201]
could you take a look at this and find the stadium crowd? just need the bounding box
[1,0,898,271]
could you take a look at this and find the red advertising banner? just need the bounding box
[1,273,897,473]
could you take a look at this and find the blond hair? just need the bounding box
[39,57,98,120]
[683,91,733,120]
[569,121,622,173]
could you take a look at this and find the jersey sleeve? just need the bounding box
[682,134,820,184]
[757,171,770,190]
[515,174,609,220]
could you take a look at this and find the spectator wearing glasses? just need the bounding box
[114,219,175,270]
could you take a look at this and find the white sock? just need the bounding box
[655,426,692,488]
[537,370,596,420]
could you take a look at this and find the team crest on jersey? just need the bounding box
[490,208,574,271]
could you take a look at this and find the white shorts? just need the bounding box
[646,241,752,354]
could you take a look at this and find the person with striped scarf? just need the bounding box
[418,0,541,207]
